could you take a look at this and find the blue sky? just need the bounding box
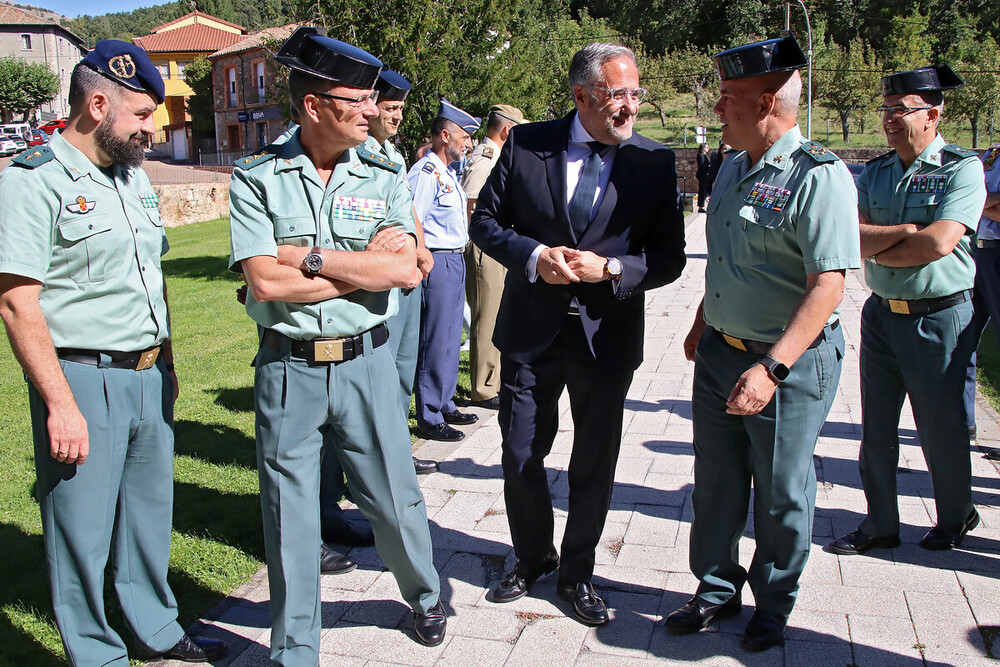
[23,0,166,18]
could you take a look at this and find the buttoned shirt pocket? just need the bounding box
[56,214,120,284]
[736,205,784,266]
[331,216,380,252]
[274,216,316,247]
[866,201,892,226]
[902,192,940,225]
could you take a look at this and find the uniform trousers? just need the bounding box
[690,324,843,615]
[318,285,421,535]
[29,358,184,667]
[465,243,505,401]
[416,252,465,427]
[859,296,977,537]
[499,316,633,585]
[254,332,439,666]
[964,247,1000,430]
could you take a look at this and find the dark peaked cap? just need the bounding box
[275,26,382,89]
[882,64,964,96]
[82,40,165,104]
[714,34,807,81]
[376,69,411,101]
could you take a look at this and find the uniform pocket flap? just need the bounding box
[57,215,113,242]
[332,216,377,240]
[274,216,316,237]
[738,205,784,229]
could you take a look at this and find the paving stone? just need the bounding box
[318,622,446,665]
[503,616,589,666]
[905,591,986,656]
[622,504,682,548]
[444,605,523,642]
[847,613,920,658]
[434,635,514,665]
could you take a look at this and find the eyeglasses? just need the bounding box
[876,104,934,117]
[588,86,648,103]
[311,90,380,107]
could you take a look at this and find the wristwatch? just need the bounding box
[605,257,623,280]
[759,354,790,384]
[303,247,324,274]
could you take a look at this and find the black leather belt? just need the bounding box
[57,346,161,371]
[977,239,1000,249]
[261,323,389,363]
[713,320,840,354]
[874,289,971,316]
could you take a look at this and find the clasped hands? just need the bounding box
[537,246,609,284]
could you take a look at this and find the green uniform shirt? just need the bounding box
[0,132,169,350]
[704,126,861,342]
[858,133,985,300]
[229,127,416,339]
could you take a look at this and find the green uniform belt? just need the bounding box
[57,346,161,371]
[261,323,389,363]
[874,289,971,316]
[713,320,840,355]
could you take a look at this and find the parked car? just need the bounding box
[39,119,66,134]
[27,129,47,146]
[0,137,17,156]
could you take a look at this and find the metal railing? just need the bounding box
[198,149,250,166]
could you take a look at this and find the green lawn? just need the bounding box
[0,217,470,664]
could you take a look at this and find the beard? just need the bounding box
[604,109,634,142]
[95,112,146,168]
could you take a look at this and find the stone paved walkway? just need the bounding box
[161,212,1000,666]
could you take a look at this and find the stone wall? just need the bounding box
[154,182,230,227]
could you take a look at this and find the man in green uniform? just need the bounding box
[666,35,860,652]
[830,64,986,556]
[461,104,526,410]
[228,28,445,665]
[0,42,226,665]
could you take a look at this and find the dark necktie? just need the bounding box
[569,141,606,239]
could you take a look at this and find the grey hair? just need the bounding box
[68,63,123,116]
[569,42,637,89]
[773,72,802,116]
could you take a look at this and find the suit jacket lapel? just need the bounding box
[579,133,637,245]
[542,113,575,241]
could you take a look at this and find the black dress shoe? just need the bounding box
[558,580,609,626]
[418,422,464,442]
[413,457,439,475]
[323,520,375,547]
[742,610,787,652]
[664,595,742,634]
[320,543,357,574]
[159,634,228,662]
[491,558,559,603]
[828,530,900,555]
[442,409,478,425]
[471,395,500,410]
[413,601,447,646]
[920,509,980,550]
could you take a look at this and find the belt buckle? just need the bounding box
[135,347,159,371]
[977,239,985,249]
[721,333,748,352]
[888,299,911,315]
[314,339,346,362]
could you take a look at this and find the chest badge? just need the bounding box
[332,195,387,222]
[908,173,949,193]
[745,181,792,211]
[139,192,159,209]
[984,146,1000,171]
[66,196,96,214]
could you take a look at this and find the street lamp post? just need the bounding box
[785,0,813,140]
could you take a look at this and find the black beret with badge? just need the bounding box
[275,26,382,89]
[375,69,411,102]
[81,40,165,104]
[714,34,808,81]
[882,63,965,97]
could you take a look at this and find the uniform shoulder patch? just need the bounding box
[421,161,436,174]
[356,145,401,173]
[233,151,277,170]
[482,146,494,159]
[799,140,839,163]
[11,146,54,168]
[867,150,895,164]
[942,144,978,159]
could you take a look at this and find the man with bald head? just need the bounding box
[471,42,685,625]
[666,36,859,651]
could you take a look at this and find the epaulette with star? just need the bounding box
[356,145,401,173]
[799,140,839,163]
[482,146,494,159]
[12,146,54,168]
[942,144,978,160]
[233,151,277,169]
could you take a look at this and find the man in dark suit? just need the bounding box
[470,42,686,626]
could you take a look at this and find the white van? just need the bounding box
[0,123,30,140]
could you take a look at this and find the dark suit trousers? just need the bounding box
[499,315,633,585]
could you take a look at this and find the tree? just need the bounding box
[184,56,215,135]
[813,34,881,143]
[880,9,936,73]
[0,56,60,122]
[944,25,1000,148]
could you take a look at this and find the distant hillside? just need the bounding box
[50,0,299,49]
[0,1,62,22]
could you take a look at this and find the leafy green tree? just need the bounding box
[944,25,1000,147]
[880,9,936,72]
[0,56,60,122]
[814,36,881,143]
[184,56,215,134]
